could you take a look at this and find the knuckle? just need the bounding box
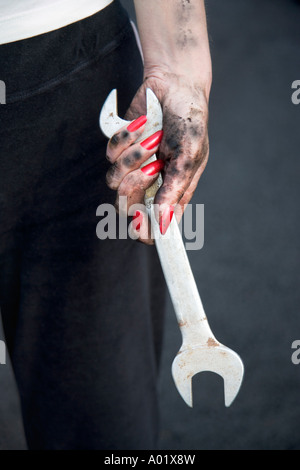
[182,160,195,172]
[106,147,114,163]
[122,149,143,168]
[106,162,121,190]
[108,129,132,150]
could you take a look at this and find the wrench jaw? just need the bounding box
[172,345,244,408]
[99,89,130,138]
[99,88,163,141]
[171,351,194,408]
[99,87,164,211]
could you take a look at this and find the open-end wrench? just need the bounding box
[100,89,244,407]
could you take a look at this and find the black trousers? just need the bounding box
[0,1,166,450]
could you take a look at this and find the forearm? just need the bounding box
[133,0,212,98]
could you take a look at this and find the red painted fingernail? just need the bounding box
[127,115,147,132]
[160,206,174,235]
[140,130,163,150]
[132,211,143,231]
[141,159,165,176]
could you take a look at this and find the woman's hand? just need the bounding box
[105,110,165,244]
[106,73,209,245]
[106,0,211,245]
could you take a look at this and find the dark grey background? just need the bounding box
[0,0,300,450]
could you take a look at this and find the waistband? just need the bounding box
[0,0,131,103]
[0,0,114,46]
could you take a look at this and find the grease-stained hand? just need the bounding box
[105,73,209,245]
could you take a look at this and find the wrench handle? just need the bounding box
[147,204,217,347]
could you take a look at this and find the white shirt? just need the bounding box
[0,0,114,45]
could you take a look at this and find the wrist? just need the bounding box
[143,65,212,103]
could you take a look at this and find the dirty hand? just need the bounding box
[106,0,211,244]
[105,74,209,245]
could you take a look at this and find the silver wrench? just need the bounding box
[100,89,244,407]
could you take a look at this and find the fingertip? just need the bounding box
[141,159,165,176]
[127,115,148,132]
[159,205,175,235]
[132,210,143,232]
[140,130,164,150]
